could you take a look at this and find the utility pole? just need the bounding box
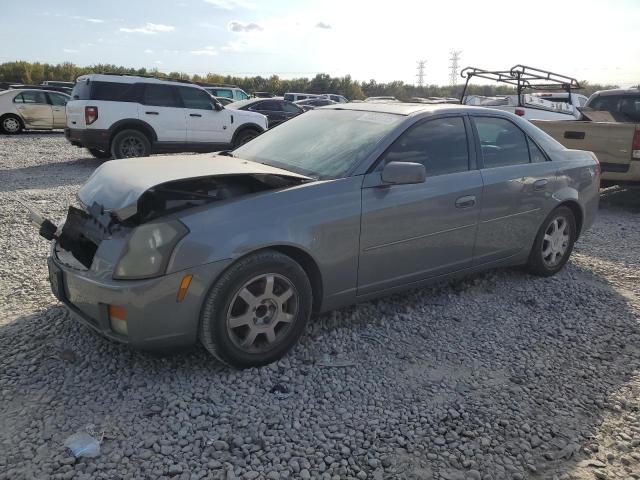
[416,60,426,88]
[449,50,462,86]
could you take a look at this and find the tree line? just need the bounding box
[0,61,620,100]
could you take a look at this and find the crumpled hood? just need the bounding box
[77,153,311,220]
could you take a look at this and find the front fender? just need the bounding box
[168,176,363,300]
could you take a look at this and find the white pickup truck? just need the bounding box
[460,65,586,121]
[464,93,585,121]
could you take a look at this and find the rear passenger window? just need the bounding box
[14,91,48,104]
[283,102,302,113]
[258,100,283,111]
[380,117,469,176]
[178,87,213,110]
[474,117,529,168]
[143,84,180,107]
[90,81,140,102]
[528,138,547,163]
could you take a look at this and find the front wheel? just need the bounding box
[1,115,23,134]
[199,250,312,368]
[110,129,151,159]
[527,206,577,277]
[232,129,260,148]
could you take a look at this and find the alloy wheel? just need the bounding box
[541,215,570,268]
[226,273,298,353]
[119,136,146,157]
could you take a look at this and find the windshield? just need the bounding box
[232,109,402,178]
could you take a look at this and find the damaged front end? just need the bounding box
[29,156,311,275]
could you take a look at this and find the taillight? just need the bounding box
[590,151,601,176]
[85,106,98,125]
[514,108,525,117]
[632,129,640,160]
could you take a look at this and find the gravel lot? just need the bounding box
[1,133,639,480]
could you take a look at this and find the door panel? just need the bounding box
[47,93,68,128]
[186,110,230,143]
[471,116,557,264]
[139,84,186,142]
[474,163,556,263]
[177,86,231,143]
[358,170,483,295]
[15,91,52,128]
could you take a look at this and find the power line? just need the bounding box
[449,50,462,86]
[416,60,426,87]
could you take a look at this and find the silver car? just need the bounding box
[0,89,70,133]
[38,103,600,367]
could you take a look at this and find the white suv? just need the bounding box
[65,74,268,159]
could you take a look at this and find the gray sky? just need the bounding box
[1,0,638,87]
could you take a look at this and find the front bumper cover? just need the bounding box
[48,253,232,349]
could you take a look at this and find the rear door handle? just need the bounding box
[533,179,548,191]
[145,111,159,115]
[455,195,476,208]
[190,113,202,117]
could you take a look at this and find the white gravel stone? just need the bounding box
[1,134,640,480]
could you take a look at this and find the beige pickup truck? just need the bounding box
[532,88,640,187]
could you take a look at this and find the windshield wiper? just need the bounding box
[218,150,234,157]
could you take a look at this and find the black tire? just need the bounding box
[0,114,23,134]
[199,250,312,368]
[110,129,151,159]
[232,129,260,148]
[527,206,577,277]
[87,148,111,159]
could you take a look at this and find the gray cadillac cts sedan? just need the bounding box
[40,103,600,367]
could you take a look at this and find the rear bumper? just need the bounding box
[65,128,110,151]
[601,161,640,184]
[48,252,232,350]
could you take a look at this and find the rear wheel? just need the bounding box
[232,129,260,148]
[110,129,151,159]
[87,148,111,159]
[199,250,312,368]
[527,206,577,277]
[1,115,23,134]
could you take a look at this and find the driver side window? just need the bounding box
[379,116,470,176]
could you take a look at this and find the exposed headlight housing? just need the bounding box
[113,221,188,280]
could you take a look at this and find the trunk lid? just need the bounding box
[77,153,312,221]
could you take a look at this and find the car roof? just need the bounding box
[228,97,286,109]
[593,87,640,97]
[1,88,69,96]
[75,74,202,88]
[322,102,473,116]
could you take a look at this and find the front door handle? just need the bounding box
[145,111,159,115]
[190,113,202,117]
[455,195,476,208]
[533,179,548,191]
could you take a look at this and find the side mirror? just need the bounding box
[213,101,224,111]
[381,161,426,185]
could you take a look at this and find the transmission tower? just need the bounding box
[416,60,426,87]
[449,50,462,86]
